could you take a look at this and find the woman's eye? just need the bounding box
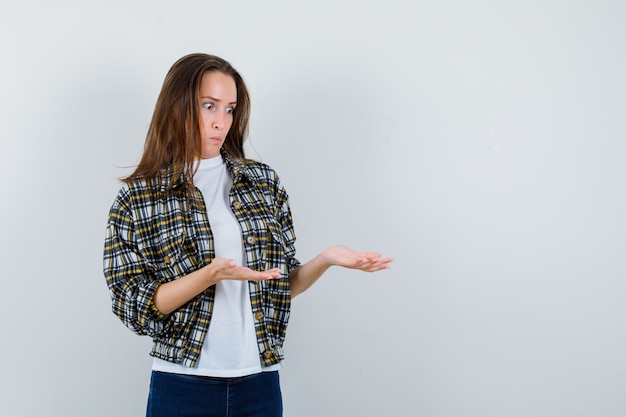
[202,103,213,110]
[226,107,234,114]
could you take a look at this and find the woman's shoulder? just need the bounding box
[115,178,150,197]
[110,177,161,210]
[242,158,278,177]
[225,154,280,182]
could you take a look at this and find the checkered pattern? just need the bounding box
[103,151,300,368]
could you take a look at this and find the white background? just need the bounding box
[1,1,625,416]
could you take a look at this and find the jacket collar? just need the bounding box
[221,149,255,184]
[157,150,254,193]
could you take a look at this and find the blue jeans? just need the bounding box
[146,371,283,417]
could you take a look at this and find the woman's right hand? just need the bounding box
[154,259,280,315]
[202,258,282,284]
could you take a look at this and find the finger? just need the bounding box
[372,262,392,271]
[254,273,280,281]
[259,268,281,280]
[360,260,391,271]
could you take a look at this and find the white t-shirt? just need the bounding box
[152,154,281,377]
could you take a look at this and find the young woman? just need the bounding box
[103,53,392,417]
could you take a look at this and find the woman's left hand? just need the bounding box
[321,245,393,272]
[289,245,392,297]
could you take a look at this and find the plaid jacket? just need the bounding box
[103,151,300,368]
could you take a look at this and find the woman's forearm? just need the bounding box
[288,253,332,298]
[153,267,218,315]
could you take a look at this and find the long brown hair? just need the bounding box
[124,53,251,196]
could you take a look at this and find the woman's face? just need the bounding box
[198,71,237,158]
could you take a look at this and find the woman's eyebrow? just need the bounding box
[200,95,237,105]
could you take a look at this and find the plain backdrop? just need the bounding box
[1,1,625,416]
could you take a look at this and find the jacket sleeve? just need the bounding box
[103,186,170,337]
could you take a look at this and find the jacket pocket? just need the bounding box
[262,284,291,337]
[138,226,185,275]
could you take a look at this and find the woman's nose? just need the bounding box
[212,114,224,129]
